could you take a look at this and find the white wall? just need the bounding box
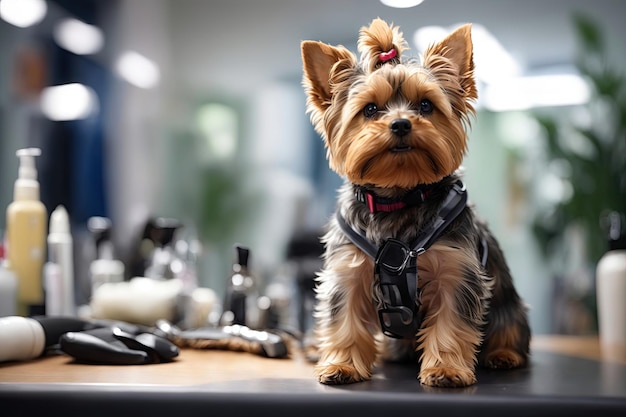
[464,111,552,334]
[105,0,171,257]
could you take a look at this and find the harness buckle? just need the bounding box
[378,307,418,339]
[375,238,423,339]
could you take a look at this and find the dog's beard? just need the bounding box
[338,116,467,188]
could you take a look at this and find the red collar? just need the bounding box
[354,183,435,214]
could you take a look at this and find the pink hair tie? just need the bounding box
[379,48,397,62]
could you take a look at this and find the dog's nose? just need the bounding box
[390,118,411,136]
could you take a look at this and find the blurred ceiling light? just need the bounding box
[53,18,104,55]
[413,25,448,52]
[115,51,160,89]
[414,24,521,84]
[380,0,424,8]
[0,0,47,28]
[471,24,522,84]
[482,73,591,112]
[40,83,98,121]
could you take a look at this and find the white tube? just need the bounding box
[47,205,74,316]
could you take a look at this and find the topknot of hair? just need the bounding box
[357,18,409,73]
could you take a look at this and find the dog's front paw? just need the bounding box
[483,348,526,369]
[419,367,477,388]
[315,363,369,385]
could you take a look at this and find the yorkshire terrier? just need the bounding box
[301,19,530,388]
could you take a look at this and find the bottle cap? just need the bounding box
[88,217,113,259]
[154,217,182,247]
[50,205,70,235]
[235,245,249,268]
[607,212,626,251]
[14,148,42,201]
[16,148,41,180]
[609,221,626,251]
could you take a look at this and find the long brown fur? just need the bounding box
[302,18,530,388]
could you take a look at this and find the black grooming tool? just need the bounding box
[59,326,179,365]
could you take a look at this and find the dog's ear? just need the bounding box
[423,24,477,101]
[301,41,356,112]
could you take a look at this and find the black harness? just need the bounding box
[336,180,485,339]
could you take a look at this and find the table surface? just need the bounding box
[1,335,625,417]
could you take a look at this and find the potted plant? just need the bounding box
[531,14,625,334]
[533,14,626,265]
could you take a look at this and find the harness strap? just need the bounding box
[409,181,468,251]
[336,180,480,339]
[336,213,378,259]
[337,181,468,260]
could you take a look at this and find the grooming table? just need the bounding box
[1,336,625,417]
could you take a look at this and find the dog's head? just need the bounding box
[302,18,477,188]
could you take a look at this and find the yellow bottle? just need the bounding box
[6,148,47,316]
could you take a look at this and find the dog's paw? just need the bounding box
[315,363,369,385]
[483,349,526,369]
[419,366,477,388]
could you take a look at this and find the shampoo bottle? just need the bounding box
[6,148,47,316]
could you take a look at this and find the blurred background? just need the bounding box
[1,0,625,335]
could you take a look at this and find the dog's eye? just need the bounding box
[419,99,434,115]
[363,103,379,118]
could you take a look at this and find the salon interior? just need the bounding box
[0,0,625,343]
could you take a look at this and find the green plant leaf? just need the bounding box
[573,13,604,55]
[531,14,626,264]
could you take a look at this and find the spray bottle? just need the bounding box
[6,148,47,316]
[46,205,75,316]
